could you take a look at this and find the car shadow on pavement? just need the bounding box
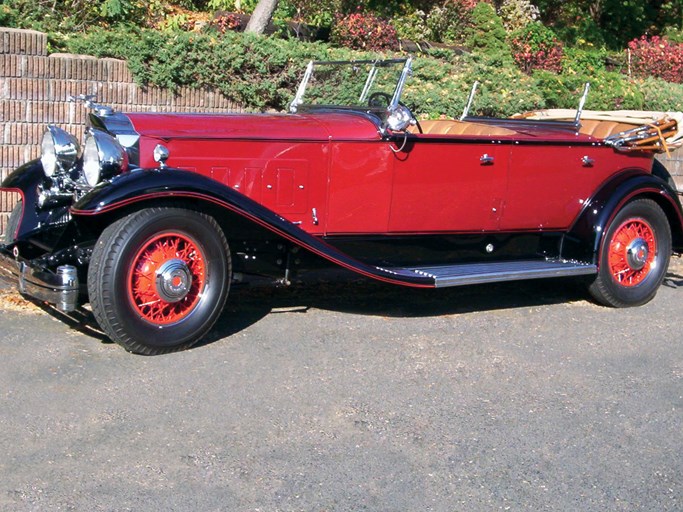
[199,272,591,347]
[18,263,683,352]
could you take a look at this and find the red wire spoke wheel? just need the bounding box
[128,232,207,325]
[589,199,671,308]
[88,208,231,355]
[606,218,656,287]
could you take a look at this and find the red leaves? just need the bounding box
[628,36,683,84]
[330,12,398,51]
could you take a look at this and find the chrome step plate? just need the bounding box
[378,260,596,288]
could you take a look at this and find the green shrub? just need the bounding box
[464,3,513,65]
[532,69,645,110]
[425,0,477,44]
[392,10,430,41]
[498,0,540,32]
[60,23,682,117]
[510,23,563,74]
[562,47,608,76]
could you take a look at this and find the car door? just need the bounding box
[388,137,510,233]
[501,143,624,231]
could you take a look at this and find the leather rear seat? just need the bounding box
[413,120,517,136]
[577,120,638,139]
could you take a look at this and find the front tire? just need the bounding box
[588,198,671,307]
[88,208,231,354]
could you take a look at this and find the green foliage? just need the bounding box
[535,0,682,50]
[425,0,477,44]
[509,22,563,73]
[640,77,683,111]
[498,0,540,32]
[392,10,431,41]
[464,3,512,64]
[562,46,608,76]
[533,69,648,110]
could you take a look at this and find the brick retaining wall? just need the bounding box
[0,27,242,235]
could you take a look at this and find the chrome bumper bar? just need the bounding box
[0,248,79,312]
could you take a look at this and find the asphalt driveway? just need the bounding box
[0,259,682,511]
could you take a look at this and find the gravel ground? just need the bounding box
[0,258,681,511]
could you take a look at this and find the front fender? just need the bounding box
[0,159,66,241]
[71,168,434,288]
[562,169,683,263]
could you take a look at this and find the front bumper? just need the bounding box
[0,247,79,312]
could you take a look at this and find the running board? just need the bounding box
[376,260,596,288]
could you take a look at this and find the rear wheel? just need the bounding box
[588,198,671,307]
[88,207,231,354]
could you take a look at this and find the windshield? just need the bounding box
[290,58,411,113]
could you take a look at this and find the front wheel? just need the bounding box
[88,207,231,354]
[588,198,671,307]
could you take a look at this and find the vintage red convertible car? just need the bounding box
[1,58,682,354]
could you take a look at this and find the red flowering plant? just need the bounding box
[628,36,683,84]
[330,10,398,51]
[213,12,242,33]
[510,22,563,74]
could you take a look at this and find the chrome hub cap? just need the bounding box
[626,238,649,271]
[155,259,193,303]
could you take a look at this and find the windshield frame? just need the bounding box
[289,58,413,114]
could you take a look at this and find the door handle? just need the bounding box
[480,154,495,165]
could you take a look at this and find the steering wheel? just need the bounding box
[367,92,392,108]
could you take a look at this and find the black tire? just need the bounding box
[4,200,22,244]
[88,207,231,354]
[588,198,671,307]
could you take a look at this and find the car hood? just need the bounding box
[117,111,382,142]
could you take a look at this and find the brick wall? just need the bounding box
[0,27,242,235]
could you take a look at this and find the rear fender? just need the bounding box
[562,169,683,263]
[71,168,433,287]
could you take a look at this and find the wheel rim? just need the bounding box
[128,232,206,325]
[607,218,657,287]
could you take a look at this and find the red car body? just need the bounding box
[1,58,681,354]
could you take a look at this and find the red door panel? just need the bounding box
[325,142,394,234]
[501,145,651,230]
[389,140,509,233]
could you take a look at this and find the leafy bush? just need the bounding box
[639,77,683,111]
[532,69,647,110]
[464,3,512,65]
[426,0,478,44]
[628,36,683,84]
[510,22,563,74]
[562,46,608,75]
[392,10,430,41]
[330,11,398,51]
[59,21,682,117]
[498,0,540,32]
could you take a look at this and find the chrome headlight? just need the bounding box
[386,104,414,132]
[82,129,129,187]
[40,125,80,177]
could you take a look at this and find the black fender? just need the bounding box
[0,159,72,242]
[71,168,434,288]
[562,169,683,263]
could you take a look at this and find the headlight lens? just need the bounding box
[82,129,129,187]
[40,125,79,177]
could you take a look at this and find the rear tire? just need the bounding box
[88,207,231,354]
[588,198,671,307]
